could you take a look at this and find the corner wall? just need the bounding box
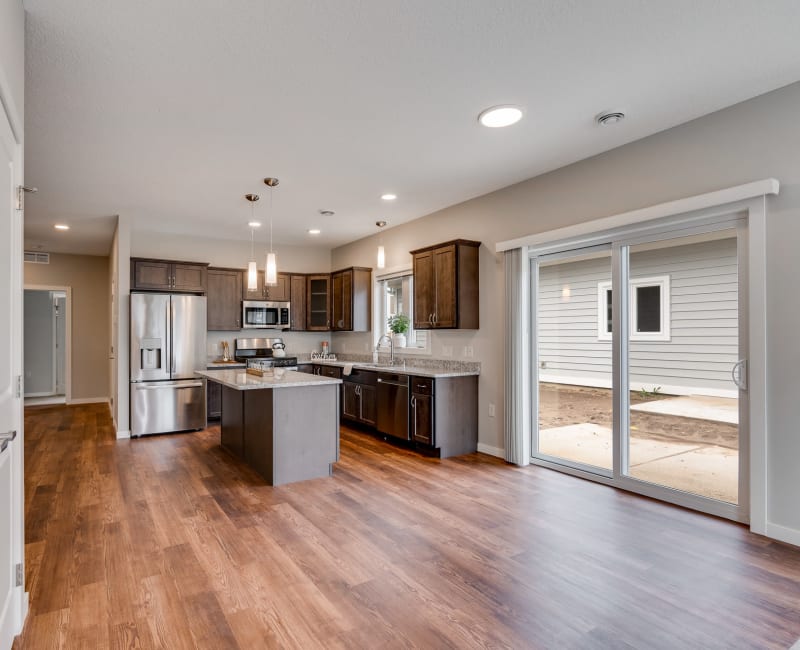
[331,81,800,541]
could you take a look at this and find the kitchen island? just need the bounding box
[196,369,342,486]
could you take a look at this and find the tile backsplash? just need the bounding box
[206,330,332,360]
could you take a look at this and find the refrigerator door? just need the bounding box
[170,294,207,379]
[130,293,171,382]
[130,379,207,436]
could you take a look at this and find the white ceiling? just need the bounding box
[22,0,800,256]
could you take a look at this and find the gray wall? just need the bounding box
[23,290,54,395]
[539,238,738,396]
[330,81,800,535]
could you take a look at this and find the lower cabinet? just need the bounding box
[342,370,377,427]
[207,376,222,420]
[409,375,477,457]
[296,363,313,375]
[410,377,434,445]
[312,364,343,379]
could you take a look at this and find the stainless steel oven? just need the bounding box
[242,300,290,330]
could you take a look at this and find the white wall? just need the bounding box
[0,0,24,137]
[331,81,800,539]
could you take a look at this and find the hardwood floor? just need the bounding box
[14,403,800,649]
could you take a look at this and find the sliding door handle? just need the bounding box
[0,430,16,454]
[731,359,747,390]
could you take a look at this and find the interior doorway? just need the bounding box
[23,287,71,405]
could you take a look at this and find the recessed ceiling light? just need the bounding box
[596,111,626,126]
[54,224,70,231]
[319,209,335,217]
[381,193,397,201]
[308,229,321,235]
[248,221,261,227]
[478,105,523,128]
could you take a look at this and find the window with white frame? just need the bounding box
[376,273,429,352]
[597,275,671,341]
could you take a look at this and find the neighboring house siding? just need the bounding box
[538,238,738,397]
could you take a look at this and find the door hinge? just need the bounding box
[15,375,22,398]
[15,563,23,587]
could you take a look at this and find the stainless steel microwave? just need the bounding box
[242,300,290,330]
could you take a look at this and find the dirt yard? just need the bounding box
[538,383,739,450]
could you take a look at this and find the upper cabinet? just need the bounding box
[289,274,307,331]
[132,258,208,293]
[242,271,290,301]
[331,267,371,332]
[207,268,243,331]
[306,274,331,330]
[411,240,480,329]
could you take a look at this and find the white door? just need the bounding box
[0,100,25,649]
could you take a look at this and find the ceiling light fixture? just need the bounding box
[308,229,321,235]
[54,224,70,231]
[376,220,387,269]
[478,105,523,128]
[595,111,626,126]
[245,193,260,291]
[263,177,280,285]
[380,193,397,201]
[319,209,335,217]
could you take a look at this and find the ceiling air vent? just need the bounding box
[24,251,50,264]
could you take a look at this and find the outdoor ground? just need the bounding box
[538,383,739,504]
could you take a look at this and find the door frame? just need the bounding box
[528,197,768,531]
[24,285,72,403]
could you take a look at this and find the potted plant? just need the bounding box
[387,313,410,348]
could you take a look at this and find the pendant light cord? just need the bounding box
[269,188,274,253]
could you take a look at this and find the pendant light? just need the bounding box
[376,220,387,269]
[244,193,260,290]
[263,177,279,285]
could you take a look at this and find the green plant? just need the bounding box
[387,313,410,335]
[637,386,662,399]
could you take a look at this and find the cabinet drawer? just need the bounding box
[313,364,343,379]
[411,376,434,395]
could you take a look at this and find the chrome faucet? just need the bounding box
[376,334,394,366]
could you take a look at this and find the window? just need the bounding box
[598,275,671,341]
[376,273,429,352]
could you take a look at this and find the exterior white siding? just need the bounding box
[538,238,738,397]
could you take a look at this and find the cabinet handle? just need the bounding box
[411,396,416,408]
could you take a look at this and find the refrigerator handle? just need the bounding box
[167,297,175,375]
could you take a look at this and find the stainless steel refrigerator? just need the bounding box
[130,293,207,437]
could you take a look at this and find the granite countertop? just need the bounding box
[197,369,342,390]
[206,361,246,369]
[303,358,480,378]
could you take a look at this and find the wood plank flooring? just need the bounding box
[14,403,800,649]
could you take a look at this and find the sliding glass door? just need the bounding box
[532,219,748,522]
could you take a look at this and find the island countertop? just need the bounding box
[196,369,342,390]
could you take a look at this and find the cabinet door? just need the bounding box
[412,392,434,445]
[290,274,307,331]
[342,382,359,421]
[432,245,457,328]
[207,269,242,331]
[319,365,342,379]
[331,271,343,330]
[413,251,434,329]
[133,260,173,290]
[360,384,377,426]
[265,273,290,301]
[172,263,207,292]
[242,269,265,300]
[207,380,222,420]
[307,275,331,330]
[340,270,353,331]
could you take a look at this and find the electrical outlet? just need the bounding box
[464,346,474,358]
[488,403,496,417]
[442,345,453,357]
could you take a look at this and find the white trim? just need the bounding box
[115,429,131,440]
[765,522,800,549]
[497,179,779,252]
[67,396,110,405]
[477,443,505,458]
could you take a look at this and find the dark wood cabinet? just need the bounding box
[307,275,331,330]
[132,259,208,292]
[207,379,222,420]
[296,363,313,375]
[411,240,479,329]
[312,364,343,379]
[331,267,371,332]
[342,370,377,426]
[207,268,243,330]
[242,271,290,301]
[290,274,307,331]
[410,377,434,445]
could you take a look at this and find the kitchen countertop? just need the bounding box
[197,369,342,390]
[302,359,480,378]
[206,361,246,369]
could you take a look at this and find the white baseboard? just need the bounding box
[67,397,109,405]
[477,443,505,458]
[115,429,131,440]
[765,522,800,548]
